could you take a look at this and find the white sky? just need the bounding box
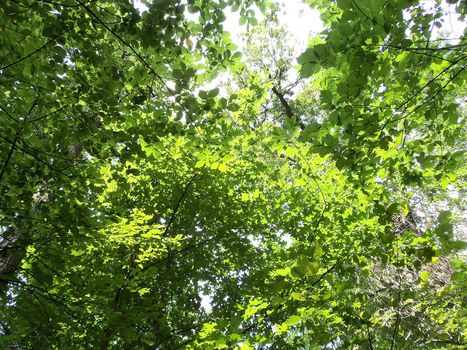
[221,0,323,52]
[133,0,464,48]
[132,0,324,54]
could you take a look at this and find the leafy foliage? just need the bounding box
[0,0,466,349]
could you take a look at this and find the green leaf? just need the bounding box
[232,51,242,61]
[227,103,240,111]
[420,270,429,282]
[320,90,333,105]
[400,39,412,48]
[291,291,306,301]
[337,0,352,9]
[306,262,320,276]
[208,88,220,98]
[312,243,323,261]
[275,267,291,276]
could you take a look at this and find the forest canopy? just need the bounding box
[0,0,466,349]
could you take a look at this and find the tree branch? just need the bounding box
[272,86,293,119]
[163,174,198,237]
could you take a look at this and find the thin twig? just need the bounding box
[0,133,18,183]
[29,104,69,123]
[0,104,20,123]
[390,276,403,350]
[1,26,77,71]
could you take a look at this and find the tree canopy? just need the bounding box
[0,0,466,349]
